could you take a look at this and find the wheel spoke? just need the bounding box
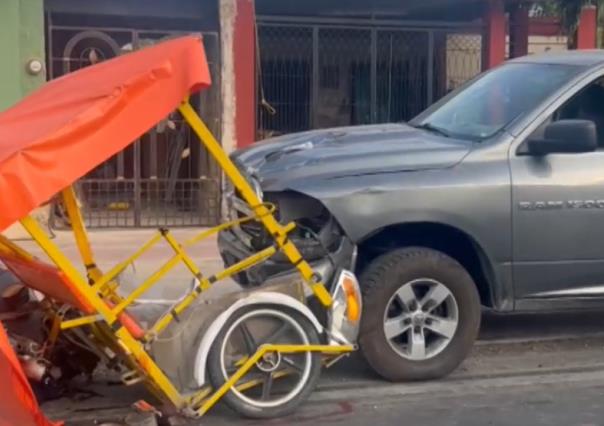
[421,284,451,312]
[282,356,304,374]
[261,372,273,401]
[409,329,426,359]
[260,322,290,346]
[384,316,411,339]
[218,309,318,409]
[239,323,257,355]
[395,284,418,311]
[425,316,457,339]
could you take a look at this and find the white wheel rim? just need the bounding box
[219,308,313,408]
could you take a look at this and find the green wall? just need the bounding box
[0,0,45,111]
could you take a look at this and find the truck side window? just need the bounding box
[554,77,604,147]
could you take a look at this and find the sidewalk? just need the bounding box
[14,228,238,302]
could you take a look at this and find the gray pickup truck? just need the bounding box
[218,51,604,382]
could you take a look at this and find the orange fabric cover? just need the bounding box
[0,253,94,313]
[0,254,145,339]
[0,322,61,426]
[0,35,211,232]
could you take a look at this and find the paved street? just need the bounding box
[3,1,603,425]
[217,376,604,426]
[16,228,236,302]
[43,328,604,426]
[11,230,604,425]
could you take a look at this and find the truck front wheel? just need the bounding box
[359,247,481,381]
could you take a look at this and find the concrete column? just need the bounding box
[509,3,529,58]
[577,4,597,49]
[219,0,256,153]
[233,0,256,148]
[0,0,45,111]
[0,0,47,238]
[482,0,506,71]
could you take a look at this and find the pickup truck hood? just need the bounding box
[232,123,472,190]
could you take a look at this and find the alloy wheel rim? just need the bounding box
[383,278,459,361]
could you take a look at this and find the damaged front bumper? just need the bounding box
[218,184,356,289]
[217,175,361,346]
[218,225,356,289]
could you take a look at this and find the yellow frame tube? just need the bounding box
[62,187,126,304]
[19,216,117,322]
[178,101,333,307]
[18,215,186,408]
[113,327,185,407]
[187,387,214,409]
[7,109,355,418]
[112,254,183,315]
[0,233,36,259]
[113,255,182,315]
[61,314,101,330]
[61,187,103,282]
[146,244,278,339]
[46,313,63,350]
[181,202,276,248]
[90,232,163,293]
[196,344,354,415]
[160,229,206,289]
[234,369,291,393]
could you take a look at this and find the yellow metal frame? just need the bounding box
[0,101,354,417]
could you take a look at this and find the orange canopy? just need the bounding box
[0,322,60,426]
[0,35,211,232]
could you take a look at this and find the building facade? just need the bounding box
[0,0,597,229]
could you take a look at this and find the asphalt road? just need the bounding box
[42,311,604,426]
[207,376,604,426]
[10,230,604,425]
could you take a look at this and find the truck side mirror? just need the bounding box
[525,119,598,156]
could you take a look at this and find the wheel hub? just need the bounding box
[411,311,426,327]
[383,278,459,361]
[256,351,282,373]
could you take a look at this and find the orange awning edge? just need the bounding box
[0,35,211,231]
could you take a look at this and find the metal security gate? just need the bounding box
[257,19,482,139]
[46,17,222,228]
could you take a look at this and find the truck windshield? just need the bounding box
[413,63,583,141]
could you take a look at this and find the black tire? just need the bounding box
[207,305,322,419]
[359,247,481,382]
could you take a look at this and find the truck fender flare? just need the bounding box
[193,291,323,386]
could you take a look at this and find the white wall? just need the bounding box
[527,35,568,55]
